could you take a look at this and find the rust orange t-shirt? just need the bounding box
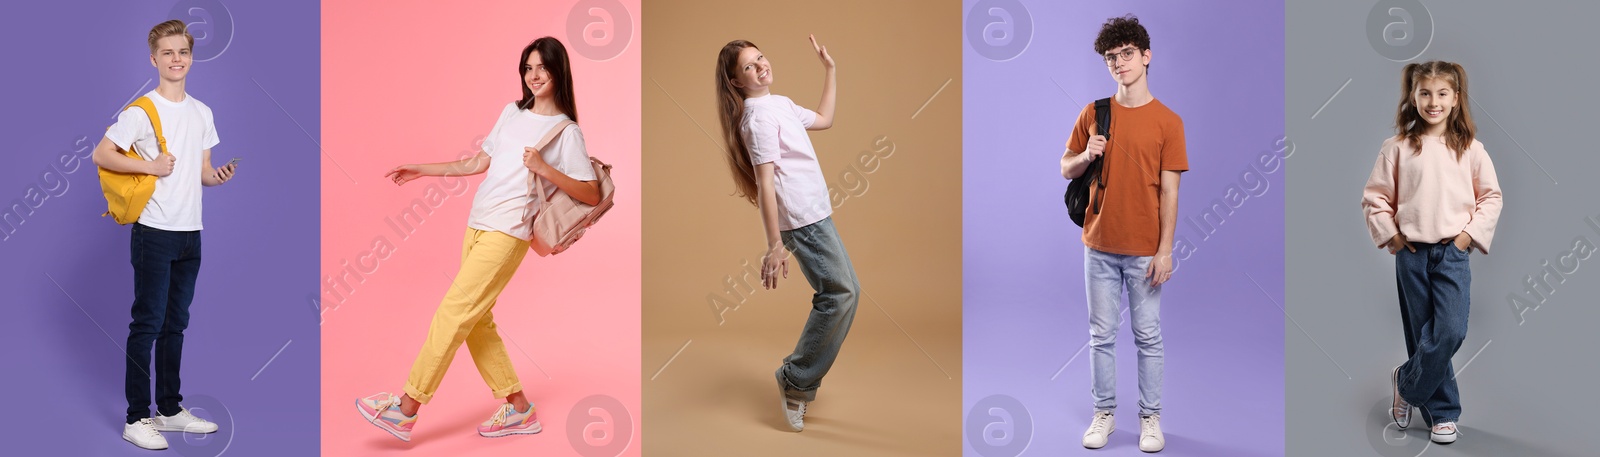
[1067,98,1187,256]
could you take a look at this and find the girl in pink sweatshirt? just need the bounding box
[1361,61,1502,445]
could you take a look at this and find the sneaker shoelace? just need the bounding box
[1394,369,1410,409]
[786,398,807,419]
[1141,416,1160,436]
[1392,391,1411,426]
[136,418,161,439]
[1088,413,1112,435]
[372,394,402,422]
[1434,422,1457,434]
[490,403,514,426]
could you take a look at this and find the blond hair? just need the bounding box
[147,20,193,54]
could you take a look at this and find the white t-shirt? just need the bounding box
[105,91,219,231]
[741,94,830,231]
[467,103,596,241]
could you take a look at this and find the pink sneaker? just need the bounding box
[356,392,416,442]
[477,402,541,437]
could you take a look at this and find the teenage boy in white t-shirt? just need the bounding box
[91,19,237,451]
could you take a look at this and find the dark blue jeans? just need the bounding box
[1394,241,1470,425]
[125,223,201,424]
[776,217,861,402]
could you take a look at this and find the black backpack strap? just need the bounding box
[1094,98,1112,139]
[1091,98,1112,214]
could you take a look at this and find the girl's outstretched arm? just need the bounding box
[756,162,789,289]
[385,151,491,186]
[808,34,837,131]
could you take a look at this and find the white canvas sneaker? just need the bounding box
[1430,421,1458,444]
[776,369,805,431]
[1391,365,1411,430]
[1139,414,1165,452]
[1082,410,1115,449]
[123,418,169,450]
[154,407,219,433]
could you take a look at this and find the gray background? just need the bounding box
[1288,1,1600,456]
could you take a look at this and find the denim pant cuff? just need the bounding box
[777,367,816,401]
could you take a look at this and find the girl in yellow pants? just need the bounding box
[354,37,604,442]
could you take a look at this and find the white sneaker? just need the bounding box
[780,397,807,432]
[1430,421,1458,444]
[154,407,219,434]
[123,418,169,450]
[1082,410,1114,449]
[776,370,806,431]
[1391,366,1411,430]
[1139,414,1165,452]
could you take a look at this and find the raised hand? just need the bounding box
[809,34,834,70]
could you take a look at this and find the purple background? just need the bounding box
[962,1,1283,456]
[0,0,319,455]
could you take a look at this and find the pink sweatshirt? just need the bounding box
[1362,135,1502,253]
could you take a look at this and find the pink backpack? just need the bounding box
[522,120,615,256]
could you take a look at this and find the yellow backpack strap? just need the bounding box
[125,97,170,156]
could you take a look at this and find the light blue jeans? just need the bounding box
[1085,247,1164,417]
[775,217,861,402]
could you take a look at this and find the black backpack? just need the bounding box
[1065,98,1112,227]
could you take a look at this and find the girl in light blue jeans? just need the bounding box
[713,35,860,432]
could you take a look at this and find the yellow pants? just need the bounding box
[404,228,528,404]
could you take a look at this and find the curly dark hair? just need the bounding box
[1093,14,1150,68]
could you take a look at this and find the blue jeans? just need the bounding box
[775,217,861,402]
[124,223,202,424]
[1085,247,1163,417]
[1395,241,1470,425]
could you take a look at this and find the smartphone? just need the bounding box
[225,157,241,168]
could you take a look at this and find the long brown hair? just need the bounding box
[715,40,759,205]
[517,37,578,122]
[1395,61,1475,160]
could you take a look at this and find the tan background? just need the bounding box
[641,1,963,455]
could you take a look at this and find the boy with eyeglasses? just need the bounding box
[1058,14,1187,452]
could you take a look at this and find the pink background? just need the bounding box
[320,0,640,455]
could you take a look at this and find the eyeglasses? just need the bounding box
[1103,47,1141,66]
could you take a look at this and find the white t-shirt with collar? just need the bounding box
[741,94,830,231]
[104,90,219,231]
[467,102,596,241]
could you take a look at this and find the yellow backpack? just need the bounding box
[98,96,170,225]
